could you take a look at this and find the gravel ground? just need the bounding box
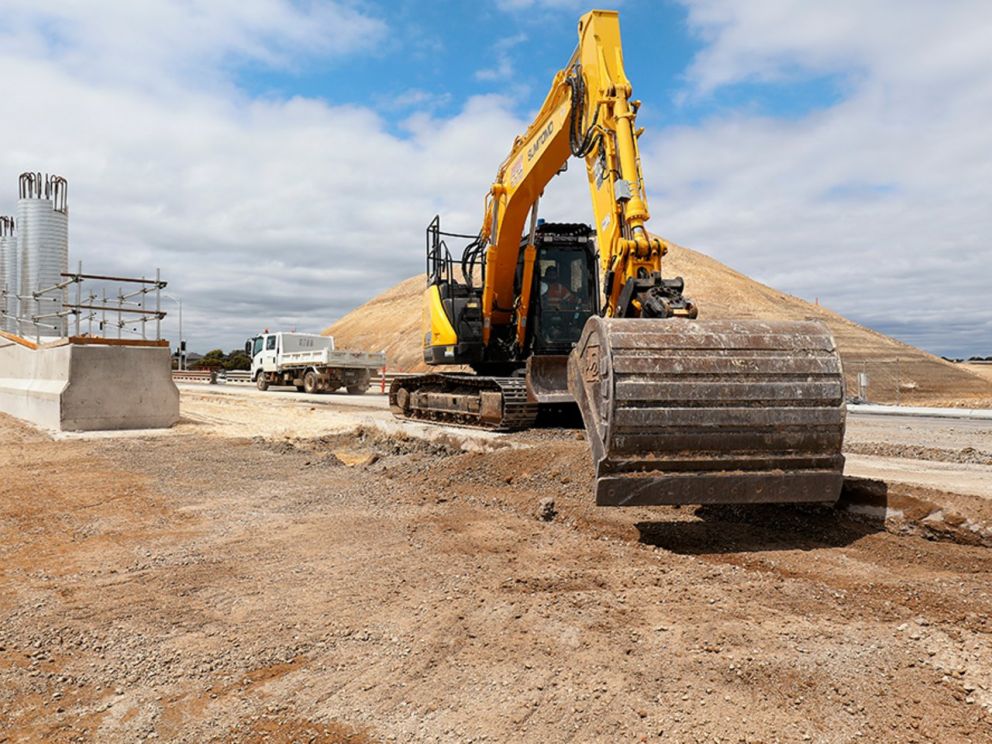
[3,397,992,742]
[844,442,992,466]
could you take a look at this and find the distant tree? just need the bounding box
[224,350,251,370]
[194,348,227,370]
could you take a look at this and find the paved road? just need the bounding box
[175,383,508,448]
[186,382,391,411]
[844,411,992,498]
[847,411,992,449]
[844,454,992,498]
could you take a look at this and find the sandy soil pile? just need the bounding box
[323,274,426,371]
[964,363,992,383]
[325,241,992,406]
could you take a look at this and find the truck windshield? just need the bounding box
[252,337,263,357]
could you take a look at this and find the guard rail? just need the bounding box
[172,368,415,393]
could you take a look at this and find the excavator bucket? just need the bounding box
[567,318,846,506]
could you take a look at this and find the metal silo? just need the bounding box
[0,216,15,333]
[17,173,68,337]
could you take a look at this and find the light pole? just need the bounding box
[162,292,184,370]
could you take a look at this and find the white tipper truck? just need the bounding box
[247,332,385,394]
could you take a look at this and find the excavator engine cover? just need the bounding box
[568,317,846,506]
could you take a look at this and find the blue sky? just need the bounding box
[240,3,697,123]
[1,0,990,358]
[237,2,843,134]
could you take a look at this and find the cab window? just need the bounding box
[252,337,263,356]
[533,249,595,352]
[265,336,277,351]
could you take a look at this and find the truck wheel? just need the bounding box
[347,372,370,395]
[303,370,319,394]
[256,374,269,391]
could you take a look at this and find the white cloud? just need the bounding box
[378,88,453,112]
[475,33,528,82]
[680,1,989,95]
[1,0,386,82]
[1,1,990,358]
[0,3,523,351]
[638,0,992,355]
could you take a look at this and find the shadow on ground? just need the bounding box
[634,479,886,555]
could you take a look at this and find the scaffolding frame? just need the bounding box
[0,261,168,343]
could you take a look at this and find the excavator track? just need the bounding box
[568,318,846,506]
[390,373,538,431]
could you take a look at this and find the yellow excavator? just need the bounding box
[390,10,846,506]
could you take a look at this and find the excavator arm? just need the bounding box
[479,9,693,351]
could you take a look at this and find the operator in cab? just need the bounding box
[540,265,576,308]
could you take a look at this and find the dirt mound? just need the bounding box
[964,363,992,383]
[325,240,992,406]
[323,274,426,372]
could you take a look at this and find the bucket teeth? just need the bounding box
[568,318,846,506]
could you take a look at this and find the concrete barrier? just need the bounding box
[0,333,179,431]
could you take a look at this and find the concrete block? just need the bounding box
[0,335,179,431]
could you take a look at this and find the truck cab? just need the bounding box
[249,333,279,376]
[245,331,382,394]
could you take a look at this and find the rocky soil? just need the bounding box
[844,442,992,466]
[2,412,992,742]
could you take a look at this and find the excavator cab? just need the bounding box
[420,217,598,375]
[523,224,597,356]
[519,223,598,405]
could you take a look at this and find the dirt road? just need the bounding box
[175,385,992,502]
[2,391,991,742]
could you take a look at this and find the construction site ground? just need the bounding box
[3,385,992,742]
